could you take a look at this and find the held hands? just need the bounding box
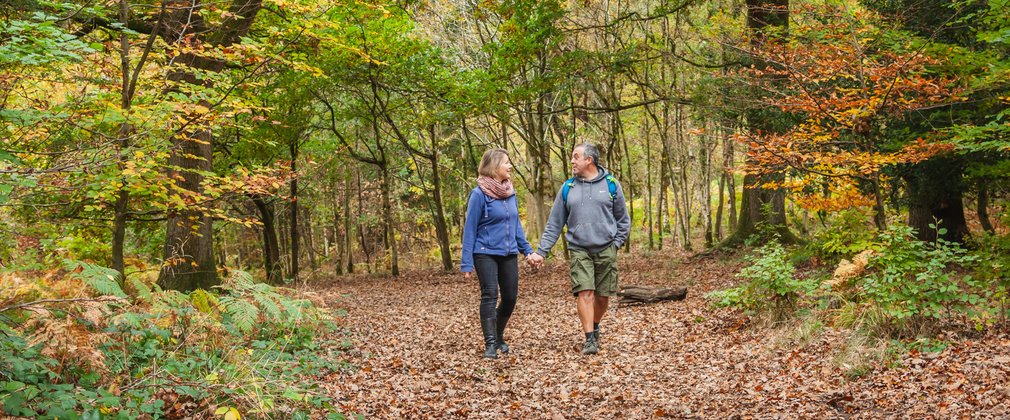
[464,254,543,279]
[526,253,545,269]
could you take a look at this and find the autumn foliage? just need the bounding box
[738,5,965,216]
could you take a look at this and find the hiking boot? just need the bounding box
[481,318,498,359]
[581,336,599,355]
[496,316,510,354]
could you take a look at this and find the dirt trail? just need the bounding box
[314,252,1010,418]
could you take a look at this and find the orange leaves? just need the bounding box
[794,182,876,212]
[897,138,956,164]
[735,4,966,215]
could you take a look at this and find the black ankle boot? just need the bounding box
[496,316,510,354]
[480,318,498,359]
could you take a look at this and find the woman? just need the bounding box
[461,148,534,359]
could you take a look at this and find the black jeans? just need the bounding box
[473,253,519,320]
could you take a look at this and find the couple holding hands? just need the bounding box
[460,144,630,359]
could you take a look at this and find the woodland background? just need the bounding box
[2,0,1009,416]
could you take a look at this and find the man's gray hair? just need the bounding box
[577,143,600,166]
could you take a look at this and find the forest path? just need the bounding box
[312,252,1010,418]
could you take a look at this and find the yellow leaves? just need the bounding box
[0,273,45,307]
[290,61,327,78]
[215,407,241,420]
[792,179,876,212]
[191,288,219,314]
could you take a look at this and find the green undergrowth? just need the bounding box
[0,265,354,419]
[708,219,1010,376]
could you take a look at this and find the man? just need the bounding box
[527,143,630,355]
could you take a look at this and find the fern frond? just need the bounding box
[65,260,126,298]
[191,289,219,314]
[279,298,309,323]
[220,297,259,333]
[128,277,152,302]
[151,290,191,316]
[253,293,282,321]
[225,270,256,290]
[109,312,145,329]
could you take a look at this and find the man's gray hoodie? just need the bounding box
[536,167,631,256]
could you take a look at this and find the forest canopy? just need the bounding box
[2,0,1010,416]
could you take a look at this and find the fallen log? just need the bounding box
[617,285,688,306]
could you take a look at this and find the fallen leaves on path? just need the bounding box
[311,251,1010,418]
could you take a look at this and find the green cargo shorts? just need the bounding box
[569,245,619,296]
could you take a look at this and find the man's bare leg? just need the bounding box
[576,290,595,333]
[593,295,609,324]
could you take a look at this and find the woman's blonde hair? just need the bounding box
[477,148,509,178]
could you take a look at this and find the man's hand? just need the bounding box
[526,253,545,269]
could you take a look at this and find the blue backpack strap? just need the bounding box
[561,177,576,203]
[562,176,617,202]
[605,174,617,201]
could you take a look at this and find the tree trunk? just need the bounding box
[618,110,634,252]
[251,194,282,284]
[111,188,129,279]
[111,0,133,280]
[346,172,355,274]
[904,158,969,243]
[429,127,453,272]
[644,93,654,251]
[158,129,218,292]
[701,123,714,248]
[278,205,289,274]
[722,0,795,248]
[724,121,738,231]
[331,177,343,276]
[357,173,371,270]
[303,206,317,272]
[658,119,669,250]
[289,142,299,282]
[674,100,692,250]
[715,171,726,241]
[157,0,263,291]
[381,165,399,276]
[977,179,994,234]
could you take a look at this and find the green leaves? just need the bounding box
[0,18,95,66]
[220,296,260,333]
[215,270,317,333]
[860,224,984,332]
[707,240,814,320]
[1,381,41,417]
[64,259,127,298]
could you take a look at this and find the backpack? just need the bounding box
[561,174,617,203]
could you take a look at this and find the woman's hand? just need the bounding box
[464,271,473,280]
[526,253,544,269]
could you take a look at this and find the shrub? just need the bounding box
[858,224,986,336]
[966,232,1010,326]
[805,209,879,265]
[708,240,817,322]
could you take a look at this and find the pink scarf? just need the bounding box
[477,176,515,199]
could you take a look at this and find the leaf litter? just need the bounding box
[311,251,1010,418]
